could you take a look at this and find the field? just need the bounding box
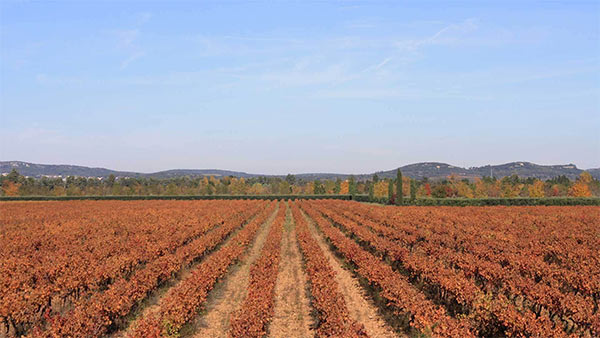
[0,200,598,337]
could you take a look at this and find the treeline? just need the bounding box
[1,169,598,199]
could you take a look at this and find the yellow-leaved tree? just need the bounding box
[456,180,474,198]
[373,181,388,198]
[248,183,266,195]
[229,177,247,195]
[569,172,592,197]
[340,181,349,194]
[473,178,488,198]
[501,182,524,198]
[528,179,545,198]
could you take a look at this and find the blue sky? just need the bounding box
[1,1,599,174]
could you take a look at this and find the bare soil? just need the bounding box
[269,206,314,338]
[115,203,398,338]
[188,205,280,338]
[302,210,398,338]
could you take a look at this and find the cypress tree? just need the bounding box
[368,181,374,200]
[348,175,356,196]
[388,179,394,204]
[396,169,403,205]
[410,179,417,201]
[333,178,341,194]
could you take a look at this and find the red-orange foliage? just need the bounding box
[308,200,600,337]
[1,181,21,196]
[290,202,368,337]
[128,201,277,337]
[229,202,286,337]
[300,201,475,337]
[569,181,592,197]
[1,199,598,338]
[0,200,267,337]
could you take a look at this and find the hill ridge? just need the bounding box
[2,160,598,180]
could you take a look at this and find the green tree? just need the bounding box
[410,179,417,201]
[333,178,341,194]
[107,174,116,187]
[388,179,394,204]
[6,169,21,183]
[348,175,356,196]
[396,169,403,205]
[285,174,296,185]
[368,181,374,200]
[313,180,326,194]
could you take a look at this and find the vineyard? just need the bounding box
[0,200,598,337]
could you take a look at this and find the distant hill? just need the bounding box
[149,169,259,179]
[1,160,598,181]
[372,162,590,181]
[0,161,259,179]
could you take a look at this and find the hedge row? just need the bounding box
[1,195,598,205]
[353,195,600,206]
[0,194,352,202]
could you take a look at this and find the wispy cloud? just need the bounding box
[393,18,480,51]
[114,12,152,69]
[313,87,493,100]
[259,61,353,87]
[115,29,140,48]
[120,51,146,70]
[360,57,393,73]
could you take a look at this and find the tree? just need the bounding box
[432,184,448,198]
[474,178,488,198]
[410,179,417,201]
[456,180,474,198]
[569,172,593,197]
[248,182,265,195]
[373,174,379,183]
[6,169,21,183]
[324,180,336,194]
[368,182,374,200]
[340,181,349,194]
[396,169,403,205]
[313,180,326,194]
[528,179,545,198]
[424,183,431,197]
[374,181,387,198]
[348,175,357,196]
[388,179,394,204]
[230,177,247,195]
[1,181,21,196]
[107,174,116,187]
[333,179,341,194]
[569,182,592,197]
[285,174,296,185]
[579,171,593,184]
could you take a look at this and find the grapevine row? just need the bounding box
[290,201,368,337]
[1,200,241,334]
[321,200,598,335]
[311,201,570,337]
[298,201,474,337]
[32,201,266,337]
[229,201,287,337]
[335,201,599,299]
[128,201,278,337]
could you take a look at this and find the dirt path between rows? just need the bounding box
[114,205,278,338]
[188,204,280,338]
[269,206,314,338]
[302,210,397,338]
